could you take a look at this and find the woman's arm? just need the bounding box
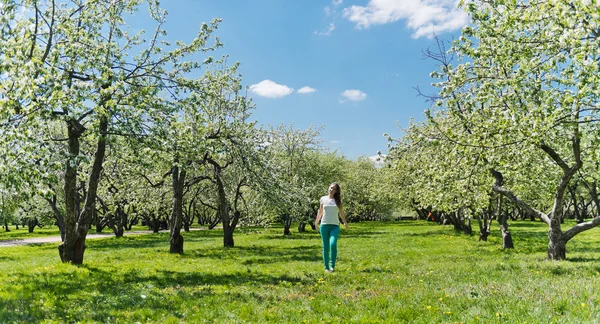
[339,205,349,230]
[315,203,323,230]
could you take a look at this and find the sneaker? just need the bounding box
[324,269,333,273]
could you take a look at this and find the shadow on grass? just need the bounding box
[80,265,307,289]
[262,233,319,240]
[343,231,388,239]
[87,230,224,251]
[510,230,547,242]
[567,256,600,263]
[400,228,461,237]
[360,266,394,274]
[184,244,322,265]
[510,220,548,229]
[88,235,171,251]
[567,245,600,254]
[0,259,312,323]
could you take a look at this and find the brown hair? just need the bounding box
[331,182,342,207]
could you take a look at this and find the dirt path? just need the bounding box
[0,230,168,247]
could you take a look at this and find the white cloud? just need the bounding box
[318,1,343,36]
[315,23,336,36]
[340,89,367,102]
[249,80,294,98]
[297,86,317,94]
[342,0,468,39]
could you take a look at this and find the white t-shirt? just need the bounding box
[320,196,340,225]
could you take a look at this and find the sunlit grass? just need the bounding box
[0,224,184,242]
[1,220,600,322]
[0,226,63,241]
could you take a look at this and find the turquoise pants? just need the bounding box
[320,224,340,270]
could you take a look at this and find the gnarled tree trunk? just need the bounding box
[547,219,566,260]
[59,116,107,264]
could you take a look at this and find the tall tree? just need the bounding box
[432,0,600,259]
[0,0,222,264]
[266,124,322,234]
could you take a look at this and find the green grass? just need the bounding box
[0,226,63,241]
[0,223,226,242]
[0,225,164,241]
[1,220,600,323]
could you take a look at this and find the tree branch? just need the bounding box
[138,173,165,188]
[563,217,600,242]
[539,142,569,171]
[490,169,550,225]
[40,0,55,63]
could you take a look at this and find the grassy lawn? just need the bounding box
[0,225,171,242]
[0,226,63,241]
[1,220,600,323]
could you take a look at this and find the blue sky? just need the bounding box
[138,0,468,159]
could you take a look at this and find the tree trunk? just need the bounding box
[463,217,472,235]
[414,208,426,220]
[56,212,65,242]
[476,212,490,241]
[152,218,160,233]
[298,221,306,232]
[213,163,234,247]
[496,195,514,249]
[569,185,583,223]
[282,214,292,235]
[590,181,600,220]
[46,195,66,241]
[447,211,463,231]
[169,165,186,254]
[61,119,83,263]
[58,234,86,264]
[27,218,37,233]
[548,219,566,260]
[170,227,184,253]
[110,225,124,238]
[223,226,234,247]
[59,115,107,264]
[208,215,220,230]
[4,220,10,232]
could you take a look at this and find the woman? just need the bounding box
[314,182,349,273]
